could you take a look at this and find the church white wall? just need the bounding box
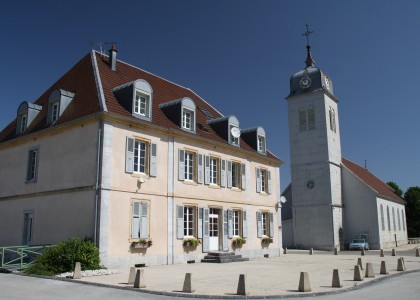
[376,197,408,248]
[342,167,381,249]
[324,94,341,165]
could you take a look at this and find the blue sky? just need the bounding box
[1,0,419,193]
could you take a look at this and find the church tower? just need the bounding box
[286,26,343,250]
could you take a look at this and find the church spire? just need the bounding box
[302,24,315,68]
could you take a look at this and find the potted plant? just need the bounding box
[183,238,201,247]
[261,236,273,244]
[131,239,153,248]
[232,237,247,247]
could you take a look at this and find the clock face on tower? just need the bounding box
[299,76,312,89]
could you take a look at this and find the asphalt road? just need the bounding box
[1,271,419,300]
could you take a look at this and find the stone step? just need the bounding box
[201,252,249,263]
[201,257,249,263]
[205,251,236,257]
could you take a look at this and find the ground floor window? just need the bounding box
[131,200,149,240]
[232,210,241,237]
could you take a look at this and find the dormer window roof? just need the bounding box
[241,126,267,155]
[16,101,42,134]
[47,89,75,125]
[160,97,196,133]
[207,115,240,147]
[112,79,153,121]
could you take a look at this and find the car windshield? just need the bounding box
[352,239,365,243]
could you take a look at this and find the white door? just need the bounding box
[209,208,219,251]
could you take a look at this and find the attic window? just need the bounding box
[229,125,240,146]
[16,101,42,135]
[199,107,214,119]
[47,89,75,125]
[134,91,150,118]
[182,108,195,131]
[257,135,266,154]
[20,114,27,133]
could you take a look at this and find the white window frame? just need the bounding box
[183,206,195,238]
[260,169,267,193]
[257,135,266,153]
[134,140,148,174]
[232,210,241,237]
[184,151,195,181]
[229,125,240,146]
[51,102,59,122]
[209,157,219,185]
[134,90,150,118]
[27,148,39,181]
[231,162,241,189]
[182,108,195,131]
[261,212,269,236]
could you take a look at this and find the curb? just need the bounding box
[8,268,420,299]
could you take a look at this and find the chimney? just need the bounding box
[108,44,118,71]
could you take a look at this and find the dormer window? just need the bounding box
[47,89,75,125]
[134,91,150,118]
[20,114,27,133]
[257,135,266,153]
[16,101,42,134]
[51,102,59,122]
[182,108,194,130]
[207,115,240,147]
[241,126,267,155]
[160,97,196,132]
[229,125,240,146]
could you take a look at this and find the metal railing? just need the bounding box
[0,244,54,270]
[408,237,420,244]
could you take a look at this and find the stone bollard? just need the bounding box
[380,249,384,257]
[397,258,405,271]
[182,273,195,293]
[309,248,314,255]
[361,249,365,256]
[380,261,389,274]
[334,247,338,255]
[391,248,396,256]
[73,262,82,279]
[357,258,364,270]
[134,269,146,288]
[284,247,288,254]
[416,248,419,257]
[365,263,375,278]
[400,257,406,270]
[353,265,364,281]
[237,274,248,296]
[298,272,311,292]
[128,267,137,285]
[331,269,342,288]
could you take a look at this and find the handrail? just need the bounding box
[0,244,54,270]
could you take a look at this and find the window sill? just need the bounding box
[209,184,220,189]
[259,191,269,196]
[25,179,37,184]
[131,172,149,178]
[183,180,198,186]
[230,187,242,192]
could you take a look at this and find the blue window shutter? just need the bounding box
[228,209,233,238]
[257,211,262,238]
[242,211,247,238]
[149,143,157,177]
[202,208,209,252]
[178,149,185,181]
[126,137,134,173]
[140,202,149,239]
[227,161,232,188]
[132,201,140,239]
[222,210,228,251]
[204,155,210,185]
[241,163,246,190]
[198,207,203,239]
[269,212,274,238]
[256,168,261,193]
[267,171,272,194]
[197,154,203,184]
[177,205,184,239]
[221,159,226,188]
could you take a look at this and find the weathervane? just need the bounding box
[302,24,315,68]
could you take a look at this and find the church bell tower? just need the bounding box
[286,26,343,250]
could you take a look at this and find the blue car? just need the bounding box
[349,239,369,250]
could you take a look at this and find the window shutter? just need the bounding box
[202,208,210,252]
[178,149,185,181]
[256,168,261,193]
[125,137,134,173]
[257,211,262,238]
[197,154,203,184]
[269,212,274,238]
[227,161,232,188]
[140,202,149,238]
[242,211,247,238]
[267,171,272,194]
[176,205,184,239]
[132,201,141,239]
[198,207,203,239]
[149,143,157,177]
[222,209,228,251]
[204,155,210,185]
[241,163,246,190]
[221,159,226,188]
[228,209,233,238]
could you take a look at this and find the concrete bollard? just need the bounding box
[361,249,365,256]
[380,249,384,257]
[331,269,342,288]
[380,261,389,274]
[182,273,195,293]
[397,258,405,271]
[391,248,396,256]
[284,248,288,254]
[365,263,375,278]
[309,248,314,255]
[73,262,82,279]
[353,265,364,281]
[237,274,248,296]
[298,272,311,292]
[400,257,406,270]
[357,258,364,270]
[128,267,137,285]
[334,247,338,255]
[134,269,146,288]
[416,248,419,257]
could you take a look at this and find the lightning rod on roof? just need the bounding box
[91,41,118,55]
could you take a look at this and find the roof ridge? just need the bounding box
[91,50,107,112]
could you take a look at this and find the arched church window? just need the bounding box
[397,208,401,231]
[392,207,396,231]
[329,106,336,132]
[402,210,406,231]
[380,204,385,231]
[299,107,307,131]
[387,206,391,231]
[307,105,315,130]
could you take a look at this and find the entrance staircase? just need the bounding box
[201,251,249,263]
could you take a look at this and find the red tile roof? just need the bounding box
[0,51,280,162]
[342,158,405,204]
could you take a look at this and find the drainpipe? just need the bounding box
[93,121,103,246]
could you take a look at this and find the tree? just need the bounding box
[404,186,420,237]
[387,181,403,197]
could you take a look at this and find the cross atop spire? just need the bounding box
[302,24,315,68]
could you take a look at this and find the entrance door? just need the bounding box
[209,208,219,251]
